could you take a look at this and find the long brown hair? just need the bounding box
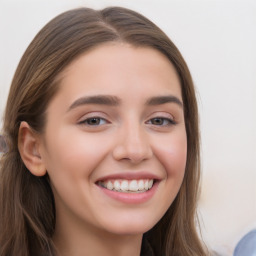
[0,7,206,256]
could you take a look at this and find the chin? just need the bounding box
[100,215,159,236]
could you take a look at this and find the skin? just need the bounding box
[19,43,187,256]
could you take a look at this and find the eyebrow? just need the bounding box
[68,95,121,111]
[146,95,183,108]
[68,94,183,112]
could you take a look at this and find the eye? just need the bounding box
[79,117,108,126]
[147,117,176,126]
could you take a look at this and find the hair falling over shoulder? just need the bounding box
[0,6,208,256]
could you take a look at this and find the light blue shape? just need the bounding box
[234,230,256,256]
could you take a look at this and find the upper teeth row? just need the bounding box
[99,179,154,192]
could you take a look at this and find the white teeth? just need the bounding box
[138,180,144,191]
[120,180,129,191]
[148,179,153,189]
[114,180,121,190]
[100,179,154,193]
[144,180,149,190]
[107,181,113,190]
[129,180,138,191]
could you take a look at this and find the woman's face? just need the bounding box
[39,43,187,236]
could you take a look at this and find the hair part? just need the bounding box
[0,7,206,255]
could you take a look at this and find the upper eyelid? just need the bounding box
[145,111,177,126]
[77,111,110,121]
[146,117,176,124]
[79,116,107,121]
[78,117,109,125]
[146,111,175,120]
[77,117,110,128]
[76,110,176,122]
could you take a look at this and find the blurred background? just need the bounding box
[0,0,255,255]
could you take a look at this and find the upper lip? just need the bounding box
[95,171,162,182]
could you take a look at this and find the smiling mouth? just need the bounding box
[97,179,154,193]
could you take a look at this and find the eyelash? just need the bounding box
[146,117,176,126]
[78,117,108,126]
[79,116,176,127]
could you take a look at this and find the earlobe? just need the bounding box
[18,121,47,176]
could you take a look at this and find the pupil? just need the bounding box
[153,118,163,125]
[89,118,99,125]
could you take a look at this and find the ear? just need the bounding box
[18,121,47,176]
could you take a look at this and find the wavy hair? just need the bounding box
[0,7,206,256]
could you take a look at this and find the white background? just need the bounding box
[0,0,255,255]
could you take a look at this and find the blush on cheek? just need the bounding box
[157,145,187,178]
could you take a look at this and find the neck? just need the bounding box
[53,216,143,256]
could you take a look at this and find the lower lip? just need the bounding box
[97,182,159,204]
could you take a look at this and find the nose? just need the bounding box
[112,121,153,164]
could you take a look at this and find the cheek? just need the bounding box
[154,131,187,179]
[149,131,187,219]
[42,127,110,178]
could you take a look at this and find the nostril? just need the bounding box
[112,141,153,163]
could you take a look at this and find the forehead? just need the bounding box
[63,43,179,88]
[49,43,182,110]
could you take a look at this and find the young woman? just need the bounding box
[0,7,207,256]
